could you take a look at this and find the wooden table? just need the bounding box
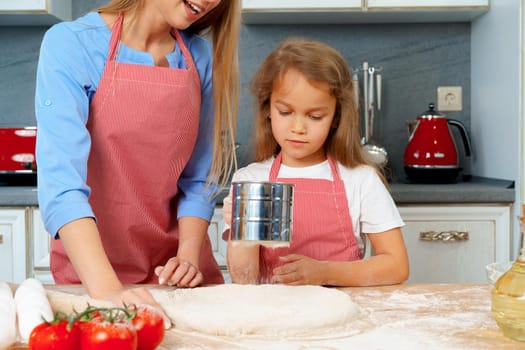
[10,284,525,349]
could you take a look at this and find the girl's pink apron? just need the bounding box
[259,153,361,281]
[51,14,223,285]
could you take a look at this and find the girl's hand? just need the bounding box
[271,254,326,285]
[154,257,203,288]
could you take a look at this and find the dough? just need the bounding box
[150,284,361,338]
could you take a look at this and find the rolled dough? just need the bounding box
[149,284,361,338]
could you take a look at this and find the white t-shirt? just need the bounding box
[225,157,404,250]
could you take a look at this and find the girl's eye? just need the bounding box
[278,110,291,116]
[309,115,323,120]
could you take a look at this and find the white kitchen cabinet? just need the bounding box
[0,208,27,283]
[31,209,54,284]
[242,0,489,24]
[398,204,510,284]
[243,0,362,11]
[207,206,231,282]
[0,0,72,26]
[367,0,489,8]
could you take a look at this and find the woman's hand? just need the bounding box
[109,287,172,329]
[154,257,203,288]
[271,254,326,285]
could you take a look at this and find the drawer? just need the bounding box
[398,205,511,284]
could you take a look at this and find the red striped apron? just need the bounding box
[259,153,361,282]
[51,13,223,285]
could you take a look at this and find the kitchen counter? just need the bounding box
[0,186,38,206]
[9,283,524,350]
[389,176,515,204]
[0,176,515,207]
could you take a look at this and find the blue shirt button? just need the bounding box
[44,99,52,106]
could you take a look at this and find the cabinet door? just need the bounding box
[242,0,362,10]
[398,205,510,284]
[31,209,54,284]
[0,209,27,283]
[367,0,489,7]
[0,0,47,11]
[0,0,72,25]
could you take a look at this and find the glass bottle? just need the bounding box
[491,206,525,342]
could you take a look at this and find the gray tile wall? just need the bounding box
[0,2,470,182]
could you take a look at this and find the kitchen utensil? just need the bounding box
[490,205,525,342]
[376,72,382,110]
[362,62,369,144]
[403,103,472,183]
[0,126,37,185]
[352,72,359,110]
[230,181,293,246]
[362,66,388,167]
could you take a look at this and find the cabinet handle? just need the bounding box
[0,233,2,244]
[419,230,469,242]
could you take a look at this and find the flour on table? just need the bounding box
[150,284,362,338]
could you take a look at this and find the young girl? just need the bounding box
[222,38,409,287]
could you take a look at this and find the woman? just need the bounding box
[35,0,240,322]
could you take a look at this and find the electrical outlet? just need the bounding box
[437,86,462,112]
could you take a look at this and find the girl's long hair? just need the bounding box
[97,0,240,188]
[250,37,373,170]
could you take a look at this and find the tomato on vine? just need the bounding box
[130,305,165,350]
[28,303,165,350]
[28,312,80,350]
[80,319,138,350]
[77,306,138,350]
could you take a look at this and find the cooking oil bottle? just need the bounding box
[491,205,525,342]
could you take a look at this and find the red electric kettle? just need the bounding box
[403,103,472,183]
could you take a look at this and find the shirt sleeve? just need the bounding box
[35,24,96,237]
[176,34,217,221]
[355,166,405,234]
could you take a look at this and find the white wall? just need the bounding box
[471,0,522,258]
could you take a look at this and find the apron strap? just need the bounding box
[269,153,282,181]
[107,12,124,62]
[171,29,194,71]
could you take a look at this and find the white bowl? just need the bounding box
[485,261,513,286]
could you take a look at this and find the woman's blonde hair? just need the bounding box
[97,0,240,187]
[251,37,372,170]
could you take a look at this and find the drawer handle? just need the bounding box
[419,230,469,242]
[0,233,2,244]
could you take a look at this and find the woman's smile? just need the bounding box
[183,0,204,15]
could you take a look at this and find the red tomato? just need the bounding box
[29,320,80,350]
[131,305,165,350]
[80,319,137,350]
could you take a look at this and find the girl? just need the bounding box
[35,0,240,323]
[222,38,409,287]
